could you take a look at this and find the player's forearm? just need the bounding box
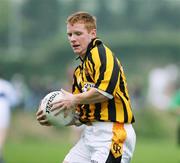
[74,88,109,104]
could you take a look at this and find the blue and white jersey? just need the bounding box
[0,78,18,108]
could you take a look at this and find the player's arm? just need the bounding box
[73,88,110,104]
[51,88,110,113]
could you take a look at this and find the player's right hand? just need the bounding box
[36,104,52,126]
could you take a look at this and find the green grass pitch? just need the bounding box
[4,138,180,163]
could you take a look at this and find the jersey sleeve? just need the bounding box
[90,44,120,96]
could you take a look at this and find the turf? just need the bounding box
[4,138,180,163]
[4,141,72,163]
[132,138,180,163]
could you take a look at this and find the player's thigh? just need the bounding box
[88,122,113,163]
[90,123,136,163]
[121,124,136,163]
[63,137,91,163]
[91,148,110,163]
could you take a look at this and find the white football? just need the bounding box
[40,91,75,126]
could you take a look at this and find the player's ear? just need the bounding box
[90,29,96,38]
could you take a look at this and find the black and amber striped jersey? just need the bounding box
[72,38,135,124]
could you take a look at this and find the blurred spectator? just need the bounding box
[25,75,50,112]
[0,75,19,163]
[130,77,144,110]
[11,73,30,109]
[147,64,179,110]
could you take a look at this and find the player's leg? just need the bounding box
[63,133,91,163]
[86,122,115,163]
[119,124,136,163]
[104,123,136,163]
[89,122,136,163]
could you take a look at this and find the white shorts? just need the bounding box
[64,122,136,163]
[0,101,11,129]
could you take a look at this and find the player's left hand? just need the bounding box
[50,89,76,116]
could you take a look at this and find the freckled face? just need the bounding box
[67,23,96,57]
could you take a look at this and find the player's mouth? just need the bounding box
[72,44,80,49]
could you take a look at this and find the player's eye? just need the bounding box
[75,32,82,36]
[67,33,72,37]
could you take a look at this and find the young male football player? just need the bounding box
[36,11,136,163]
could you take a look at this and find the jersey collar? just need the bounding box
[76,38,102,62]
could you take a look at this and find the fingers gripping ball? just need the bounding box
[40,91,75,126]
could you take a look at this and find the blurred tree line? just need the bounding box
[0,0,180,82]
